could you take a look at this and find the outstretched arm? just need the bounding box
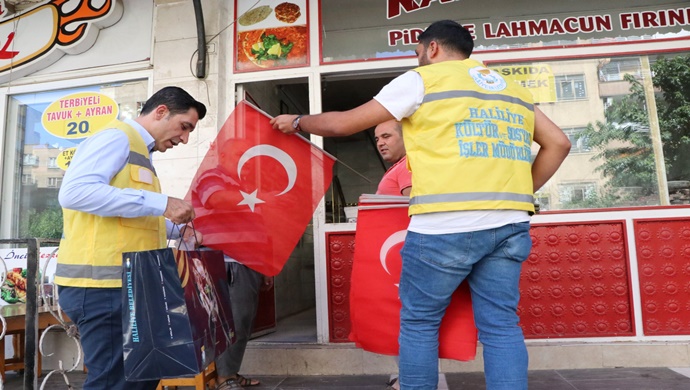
[270,100,395,137]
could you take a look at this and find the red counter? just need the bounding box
[325,213,690,342]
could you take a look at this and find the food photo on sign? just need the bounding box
[0,247,58,306]
[235,0,308,72]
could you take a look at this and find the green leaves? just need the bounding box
[19,208,63,239]
[590,55,690,181]
[251,33,294,63]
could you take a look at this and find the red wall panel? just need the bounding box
[634,218,690,335]
[520,222,635,338]
[325,232,356,342]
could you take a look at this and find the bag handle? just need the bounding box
[169,221,200,251]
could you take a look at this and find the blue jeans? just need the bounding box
[58,286,159,390]
[398,222,531,390]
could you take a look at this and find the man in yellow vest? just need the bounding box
[271,20,571,390]
[55,86,206,390]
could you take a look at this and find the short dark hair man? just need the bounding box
[272,20,570,390]
[56,86,206,390]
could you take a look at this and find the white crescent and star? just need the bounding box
[380,230,407,287]
[236,144,297,212]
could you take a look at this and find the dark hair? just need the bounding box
[418,20,474,58]
[140,86,207,120]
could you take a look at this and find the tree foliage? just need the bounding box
[19,208,63,239]
[576,54,690,204]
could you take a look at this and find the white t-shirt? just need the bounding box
[373,71,531,234]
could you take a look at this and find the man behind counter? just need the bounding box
[375,119,412,197]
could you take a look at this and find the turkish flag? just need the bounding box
[186,101,335,276]
[349,202,477,361]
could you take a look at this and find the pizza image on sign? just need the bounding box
[235,0,308,72]
[238,26,307,70]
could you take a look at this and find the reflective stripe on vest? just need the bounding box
[55,263,122,281]
[423,90,534,111]
[410,191,534,206]
[128,150,156,173]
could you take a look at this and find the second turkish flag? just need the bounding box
[350,200,477,360]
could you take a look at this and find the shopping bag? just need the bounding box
[122,248,236,381]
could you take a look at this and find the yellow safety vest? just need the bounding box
[55,120,166,288]
[404,59,536,215]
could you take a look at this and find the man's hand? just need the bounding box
[270,115,300,135]
[261,276,274,291]
[164,197,195,224]
[180,224,203,248]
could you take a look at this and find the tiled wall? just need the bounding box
[634,218,690,335]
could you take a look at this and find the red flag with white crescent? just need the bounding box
[350,204,477,360]
[186,101,335,276]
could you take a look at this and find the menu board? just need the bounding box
[234,0,309,72]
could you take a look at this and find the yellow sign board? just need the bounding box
[41,92,119,139]
[56,147,77,171]
[491,64,557,104]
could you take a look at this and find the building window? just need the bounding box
[21,174,33,185]
[563,127,591,154]
[23,154,38,166]
[599,58,642,82]
[559,182,597,204]
[555,74,587,101]
[47,177,62,188]
[48,157,59,168]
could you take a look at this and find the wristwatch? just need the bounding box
[292,115,304,132]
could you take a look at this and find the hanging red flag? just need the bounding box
[350,200,477,361]
[187,101,335,276]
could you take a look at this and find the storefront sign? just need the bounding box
[320,0,690,63]
[234,0,309,72]
[41,92,119,139]
[41,91,119,169]
[490,64,557,103]
[56,147,77,170]
[0,0,123,84]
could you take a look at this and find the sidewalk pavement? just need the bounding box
[5,367,690,389]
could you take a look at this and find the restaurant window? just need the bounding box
[1,79,148,239]
[555,74,587,101]
[491,51,690,211]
